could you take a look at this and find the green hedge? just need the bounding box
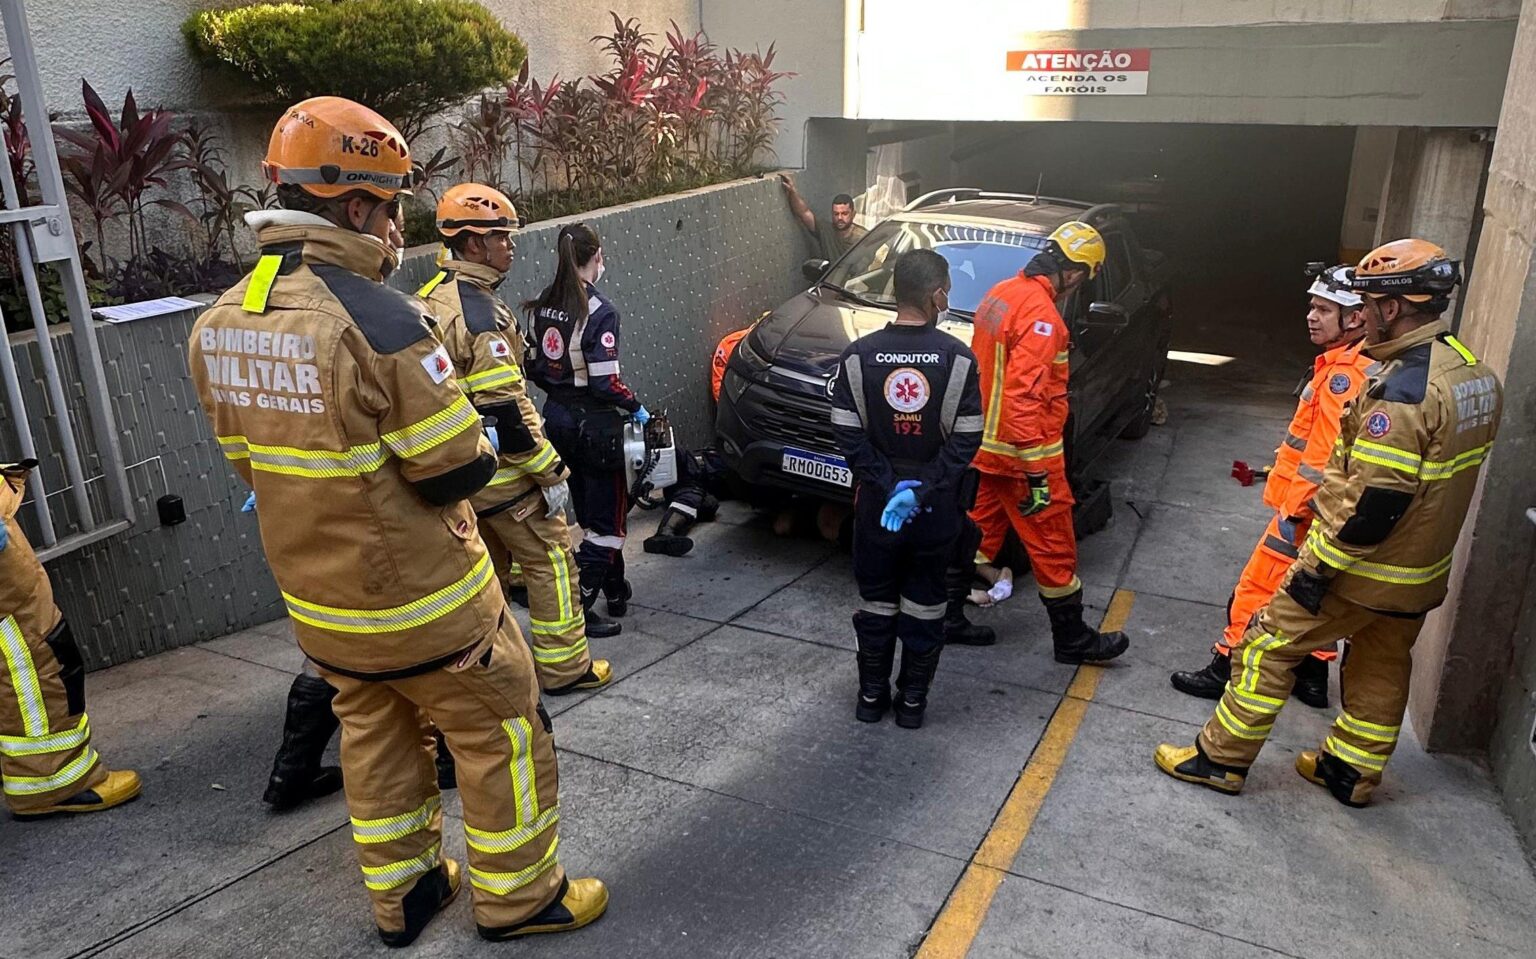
[183,0,526,137]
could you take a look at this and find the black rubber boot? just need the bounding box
[1291,654,1329,708]
[943,565,995,646]
[1170,650,1231,700]
[1043,589,1129,665]
[434,729,457,790]
[893,645,943,729]
[643,505,696,557]
[854,636,897,723]
[604,579,633,618]
[580,586,622,638]
[697,492,720,523]
[264,673,343,811]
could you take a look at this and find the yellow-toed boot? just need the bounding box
[14,768,141,818]
[478,877,609,941]
[378,858,461,949]
[1296,750,1374,808]
[1154,743,1246,795]
[546,660,613,696]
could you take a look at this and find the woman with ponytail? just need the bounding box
[524,224,646,638]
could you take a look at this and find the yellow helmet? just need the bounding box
[1046,221,1106,278]
[436,183,519,238]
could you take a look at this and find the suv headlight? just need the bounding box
[736,330,771,372]
[722,368,750,405]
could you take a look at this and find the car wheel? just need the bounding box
[1119,354,1167,441]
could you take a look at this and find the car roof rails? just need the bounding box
[903,188,1092,212]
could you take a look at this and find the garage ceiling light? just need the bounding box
[1167,350,1235,367]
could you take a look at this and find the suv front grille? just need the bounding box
[753,390,838,452]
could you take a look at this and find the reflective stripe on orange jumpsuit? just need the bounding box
[1201,323,1501,798]
[421,261,592,690]
[1219,338,1372,658]
[190,213,565,932]
[0,463,110,813]
[967,272,1079,598]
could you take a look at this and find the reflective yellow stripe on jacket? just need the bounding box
[980,342,1065,467]
[1346,438,1493,483]
[1305,527,1454,585]
[283,552,496,634]
[217,395,479,479]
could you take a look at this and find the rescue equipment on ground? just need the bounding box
[625,410,678,503]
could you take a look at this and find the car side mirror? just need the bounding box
[1086,300,1129,328]
[802,258,831,283]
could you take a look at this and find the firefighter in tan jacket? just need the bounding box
[189,97,606,946]
[418,183,611,694]
[1157,239,1502,807]
[1,462,140,817]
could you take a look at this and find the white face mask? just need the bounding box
[595,262,606,284]
[935,309,950,326]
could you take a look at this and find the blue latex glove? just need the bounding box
[881,486,922,532]
[0,521,9,551]
[633,405,651,425]
[484,424,500,453]
[240,492,257,513]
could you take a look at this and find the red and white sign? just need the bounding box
[1006,48,1150,96]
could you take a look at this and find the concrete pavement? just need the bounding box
[6,334,1535,959]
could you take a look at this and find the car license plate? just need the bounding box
[781,446,852,487]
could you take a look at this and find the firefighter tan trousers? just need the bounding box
[1200,585,1423,786]
[315,617,565,933]
[1,514,106,813]
[480,508,591,689]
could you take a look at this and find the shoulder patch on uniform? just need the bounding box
[600,330,616,349]
[587,295,603,315]
[456,280,503,336]
[489,337,512,359]
[1032,320,1053,336]
[421,345,454,384]
[1371,343,1431,404]
[1364,410,1392,438]
[310,264,432,355]
[1329,373,1352,394]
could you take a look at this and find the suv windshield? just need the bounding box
[821,220,1046,315]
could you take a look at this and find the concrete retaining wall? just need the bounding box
[1,175,807,669]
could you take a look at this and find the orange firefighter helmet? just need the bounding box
[261,96,412,201]
[436,183,519,238]
[1351,238,1461,307]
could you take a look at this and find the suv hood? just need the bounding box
[753,289,975,378]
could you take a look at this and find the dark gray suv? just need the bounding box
[715,189,1173,507]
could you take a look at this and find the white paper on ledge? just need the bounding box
[93,296,205,323]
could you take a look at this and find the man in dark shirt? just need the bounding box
[779,174,868,262]
[830,249,983,729]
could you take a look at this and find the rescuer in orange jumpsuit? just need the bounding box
[1171,265,1372,708]
[969,222,1128,663]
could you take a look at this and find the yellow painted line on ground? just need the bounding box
[915,589,1136,959]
